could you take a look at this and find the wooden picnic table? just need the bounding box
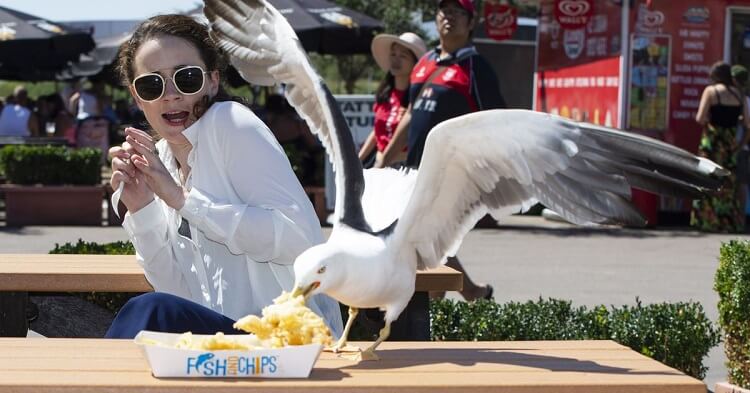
[0,254,462,339]
[0,339,705,392]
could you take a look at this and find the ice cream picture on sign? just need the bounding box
[554,0,594,29]
[484,1,517,41]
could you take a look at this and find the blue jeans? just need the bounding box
[105,292,241,338]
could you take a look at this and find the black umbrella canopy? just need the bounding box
[191,0,382,54]
[57,33,130,81]
[270,0,383,54]
[0,5,95,81]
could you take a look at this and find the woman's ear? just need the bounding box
[128,85,144,111]
[209,70,220,97]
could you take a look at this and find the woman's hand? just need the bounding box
[109,141,154,213]
[125,127,187,210]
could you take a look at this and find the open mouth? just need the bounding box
[162,111,190,127]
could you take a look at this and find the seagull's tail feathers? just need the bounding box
[578,124,728,199]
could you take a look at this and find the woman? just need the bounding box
[358,32,426,168]
[40,94,76,144]
[693,61,750,232]
[105,14,342,338]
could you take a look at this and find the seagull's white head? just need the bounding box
[291,243,346,300]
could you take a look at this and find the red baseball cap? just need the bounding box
[438,0,475,16]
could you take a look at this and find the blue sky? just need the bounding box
[0,0,201,21]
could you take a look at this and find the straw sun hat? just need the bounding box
[371,32,427,72]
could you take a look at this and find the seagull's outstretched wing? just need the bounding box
[392,109,728,269]
[203,0,369,231]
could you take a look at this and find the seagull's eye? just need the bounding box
[317,266,326,274]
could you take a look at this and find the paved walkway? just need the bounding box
[2,216,746,390]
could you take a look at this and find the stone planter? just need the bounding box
[1,185,104,226]
[716,382,750,393]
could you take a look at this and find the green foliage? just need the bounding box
[50,239,135,255]
[716,240,750,388]
[430,297,720,379]
[0,145,101,185]
[607,300,719,380]
[0,81,57,100]
[50,239,139,313]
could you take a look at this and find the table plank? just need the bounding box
[0,254,462,292]
[0,339,705,393]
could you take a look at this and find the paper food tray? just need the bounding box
[135,330,323,378]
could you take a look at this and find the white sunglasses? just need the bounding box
[132,65,209,102]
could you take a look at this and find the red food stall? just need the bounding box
[534,0,750,225]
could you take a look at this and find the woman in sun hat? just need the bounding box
[358,32,426,168]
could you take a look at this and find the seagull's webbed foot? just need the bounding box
[357,323,391,361]
[326,307,360,353]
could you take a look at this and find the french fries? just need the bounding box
[138,291,332,350]
[140,332,263,350]
[233,291,333,348]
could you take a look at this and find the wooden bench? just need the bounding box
[0,254,462,339]
[0,339,705,392]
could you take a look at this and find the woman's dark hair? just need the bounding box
[375,73,396,103]
[116,14,245,121]
[710,61,734,86]
[709,61,743,102]
[43,93,66,116]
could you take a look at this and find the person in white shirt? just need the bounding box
[0,86,38,137]
[105,14,343,338]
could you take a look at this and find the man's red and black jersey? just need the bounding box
[406,46,506,167]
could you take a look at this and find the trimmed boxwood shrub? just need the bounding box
[431,297,719,379]
[716,240,750,388]
[0,145,101,185]
[50,239,139,312]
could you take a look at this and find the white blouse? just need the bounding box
[122,101,343,337]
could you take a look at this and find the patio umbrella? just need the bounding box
[270,0,383,54]
[0,6,95,81]
[62,1,382,82]
[56,33,129,81]
[191,0,383,54]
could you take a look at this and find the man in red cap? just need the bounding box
[379,0,505,301]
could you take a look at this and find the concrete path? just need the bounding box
[2,216,746,390]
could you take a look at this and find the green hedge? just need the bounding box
[716,240,750,388]
[0,145,101,185]
[431,297,719,379]
[50,239,138,312]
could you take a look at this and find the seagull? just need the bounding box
[203,0,729,360]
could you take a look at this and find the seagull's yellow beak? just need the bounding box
[291,281,320,300]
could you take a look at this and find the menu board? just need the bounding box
[630,1,724,152]
[628,34,670,132]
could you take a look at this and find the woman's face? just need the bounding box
[130,34,219,142]
[389,43,416,78]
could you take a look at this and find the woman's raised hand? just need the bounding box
[124,127,187,210]
[109,133,154,213]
